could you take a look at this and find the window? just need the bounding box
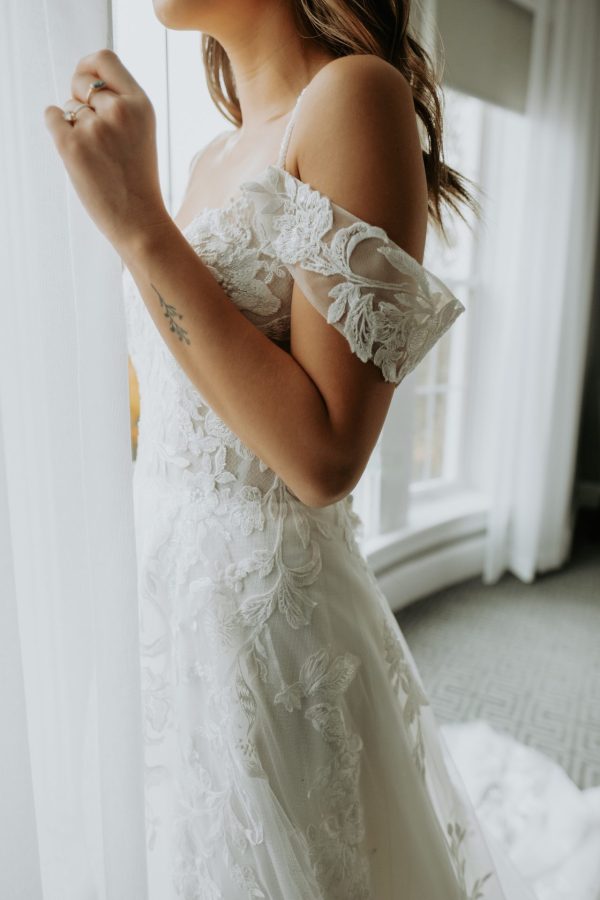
[412,88,483,490]
[351,87,486,541]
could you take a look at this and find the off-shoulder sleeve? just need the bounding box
[239,165,465,385]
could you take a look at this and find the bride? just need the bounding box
[44,1,599,898]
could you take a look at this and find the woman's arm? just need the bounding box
[120,220,345,508]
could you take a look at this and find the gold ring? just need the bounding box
[63,103,92,123]
[86,79,107,105]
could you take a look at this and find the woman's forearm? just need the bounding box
[119,219,348,507]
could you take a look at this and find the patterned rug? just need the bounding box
[395,510,600,790]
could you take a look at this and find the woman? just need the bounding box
[44,1,538,897]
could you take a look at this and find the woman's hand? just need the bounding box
[43,48,171,253]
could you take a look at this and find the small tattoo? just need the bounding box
[150,282,191,345]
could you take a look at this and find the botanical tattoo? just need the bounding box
[150,282,191,345]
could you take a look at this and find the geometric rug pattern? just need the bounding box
[395,517,600,790]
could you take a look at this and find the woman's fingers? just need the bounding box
[62,98,95,115]
[69,75,117,112]
[43,105,76,148]
[44,102,95,150]
[71,48,140,99]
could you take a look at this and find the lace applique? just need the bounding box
[447,822,495,900]
[274,646,370,898]
[172,661,268,898]
[216,484,324,630]
[183,197,294,335]
[230,863,268,900]
[335,493,367,560]
[230,485,266,536]
[381,614,430,779]
[240,165,465,385]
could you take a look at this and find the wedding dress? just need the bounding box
[121,83,598,899]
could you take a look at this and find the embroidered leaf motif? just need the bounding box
[257,550,275,579]
[382,614,430,780]
[247,633,270,683]
[305,702,346,744]
[235,663,257,732]
[274,681,303,712]
[307,652,361,699]
[300,648,331,693]
[447,820,495,900]
[240,165,465,385]
[238,586,278,627]
[289,500,311,548]
[278,575,318,629]
[326,281,355,324]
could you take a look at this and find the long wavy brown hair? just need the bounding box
[201,0,482,240]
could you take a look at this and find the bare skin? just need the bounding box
[173,47,339,230]
[43,2,428,508]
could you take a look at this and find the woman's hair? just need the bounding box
[201,0,482,239]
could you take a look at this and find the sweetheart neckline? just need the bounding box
[174,163,447,291]
[177,163,430,274]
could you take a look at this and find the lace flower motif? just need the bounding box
[230,485,266,536]
[381,614,430,779]
[241,165,466,385]
[274,177,334,263]
[273,646,370,897]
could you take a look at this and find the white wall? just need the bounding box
[419,0,534,112]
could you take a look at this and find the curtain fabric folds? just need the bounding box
[480,0,600,584]
[0,2,148,898]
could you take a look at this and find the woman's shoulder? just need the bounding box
[302,53,412,112]
[287,53,427,259]
[291,53,416,169]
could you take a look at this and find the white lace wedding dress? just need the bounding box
[121,86,600,900]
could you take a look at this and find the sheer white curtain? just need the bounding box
[477,0,600,584]
[0,2,147,898]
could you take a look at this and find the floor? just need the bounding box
[395,507,600,790]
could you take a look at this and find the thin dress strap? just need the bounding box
[275,86,308,172]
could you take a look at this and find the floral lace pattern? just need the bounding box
[381,614,430,780]
[121,161,513,899]
[274,646,370,899]
[447,822,495,900]
[239,165,466,384]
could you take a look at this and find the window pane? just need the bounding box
[415,343,434,389]
[430,391,448,479]
[412,391,431,482]
[437,330,451,384]
[411,86,485,491]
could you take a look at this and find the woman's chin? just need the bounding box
[152,0,203,31]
